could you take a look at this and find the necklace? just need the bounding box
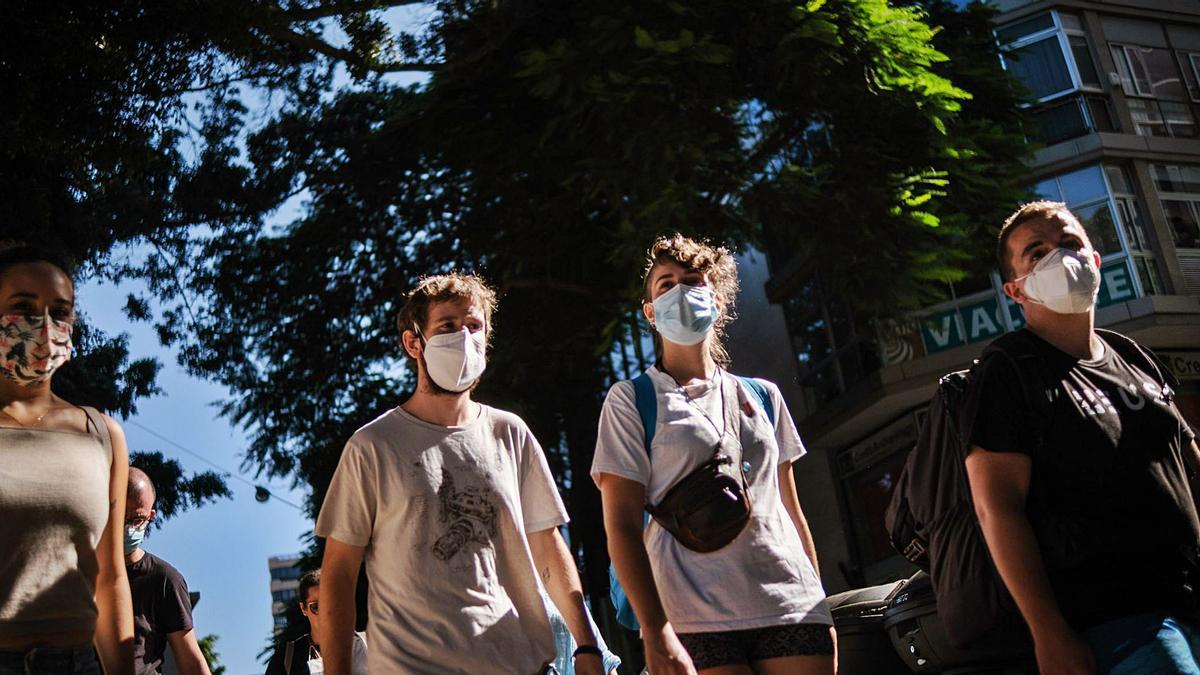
[0,404,54,428]
[677,369,729,446]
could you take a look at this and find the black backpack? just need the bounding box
[884,328,1176,647]
[884,330,1047,648]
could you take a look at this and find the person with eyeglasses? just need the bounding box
[124,468,211,675]
[265,571,367,675]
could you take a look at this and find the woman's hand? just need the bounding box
[643,623,696,675]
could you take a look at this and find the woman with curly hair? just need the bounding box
[593,235,834,675]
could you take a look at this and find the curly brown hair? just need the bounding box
[395,272,498,361]
[642,234,739,367]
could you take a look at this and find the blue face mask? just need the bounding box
[124,524,147,556]
[651,283,717,346]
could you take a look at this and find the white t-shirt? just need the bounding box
[315,404,568,674]
[590,367,833,633]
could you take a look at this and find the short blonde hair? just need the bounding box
[396,273,497,360]
[642,234,739,367]
[997,201,1086,281]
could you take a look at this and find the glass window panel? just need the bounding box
[1161,101,1197,137]
[1134,256,1164,295]
[1032,97,1090,144]
[1110,46,1143,96]
[1033,177,1062,201]
[1058,12,1084,33]
[1161,200,1200,248]
[1006,38,1074,100]
[1115,197,1149,251]
[1129,98,1168,137]
[1059,165,1108,205]
[1180,52,1200,102]
[997,13,1056,45]
[1128,45,1187,100]
[1070,37,1101,88]
[1154,165,1200,194]
[1105,165,1132,194]
[1074,201,1122,255]
[1086,96,1116,132]
[1125,46,1155,96]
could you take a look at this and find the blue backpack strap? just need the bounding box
[735,375,774,425]
[632,371,658,453]
[610,372,658,632]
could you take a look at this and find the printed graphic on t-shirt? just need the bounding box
[432,469,499,561]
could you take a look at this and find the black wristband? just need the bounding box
[572,645,602,659]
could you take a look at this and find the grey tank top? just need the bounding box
[0,407,113,639]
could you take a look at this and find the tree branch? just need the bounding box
[260,24,439,72]
[281,1,431,23]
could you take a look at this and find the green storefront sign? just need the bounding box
[919,259,1138,354]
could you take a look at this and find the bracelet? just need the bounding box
[572,645,602,659]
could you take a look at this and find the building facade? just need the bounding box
[730,0,1200,594]
[268,554,303,636]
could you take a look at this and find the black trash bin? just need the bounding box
[828,579,911,675]
[883,572,1035,675]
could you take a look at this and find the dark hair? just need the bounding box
[299,569,321,602]
[0,242,76,283]
[995,201,1086,281]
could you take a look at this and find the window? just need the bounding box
[1153,165,1200,250]
[999,12,1102,103]
[1110,44,1187,100]
[1179,51,1200,101]
[272,588,299,604]
[1033,165,1126,256]
[270,566,301,581]
[998,12,1109,145]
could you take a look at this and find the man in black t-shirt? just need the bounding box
[126,467,212,675]
[964,201,1200,675]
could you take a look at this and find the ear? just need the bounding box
[642,300,655,326]
[401,329,422,360]
[149,509,157,525]
[1002,279,1025,306]
[1092,249,1101,270]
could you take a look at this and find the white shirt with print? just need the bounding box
[316,405,567,674]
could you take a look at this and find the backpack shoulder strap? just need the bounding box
[734,375,775,425]
[284,640,295,674]
[1096,328,1172,387]
[631,371,657,455]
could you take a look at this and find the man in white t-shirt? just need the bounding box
[315,272,605,675]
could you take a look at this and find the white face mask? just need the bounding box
[416,326,487,392]
[1016,247,1100,315]
[651,283,717,346]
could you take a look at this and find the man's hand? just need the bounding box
[643,624,696,675]
[1034,625,1096,675]
[572,652,605,675]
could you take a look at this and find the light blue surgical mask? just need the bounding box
[651,284,717,346]
[124,524,147,555]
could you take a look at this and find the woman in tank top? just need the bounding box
[0,244,134,675]
[591,235,835,675]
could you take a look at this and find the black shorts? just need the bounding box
[676,622,834,671]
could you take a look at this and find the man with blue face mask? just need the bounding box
[963,202,1200,675]
[124,468,211,675]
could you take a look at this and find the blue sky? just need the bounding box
[80,276,312,675]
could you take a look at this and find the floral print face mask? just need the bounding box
[0,312,73,386]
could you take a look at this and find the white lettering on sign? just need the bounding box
[971,306,998,339]
[926,315,956,348]
[1104,267,1133,301]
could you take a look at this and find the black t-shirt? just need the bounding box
[965,329,1200,629]
[127,551,194,675]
